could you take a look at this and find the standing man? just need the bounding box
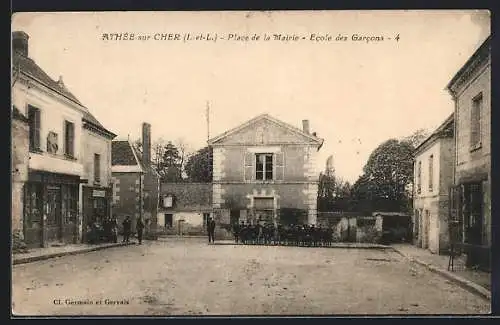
[136,218,144,245]
[122,216,131,243]
[208,217,216,244]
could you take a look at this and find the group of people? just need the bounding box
[232,222,335,247]
[86,215,145,245]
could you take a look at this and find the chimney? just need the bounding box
[302,119,310,134]
[57,75,65,88]
[142,122,151,165]
[12,31,29,57]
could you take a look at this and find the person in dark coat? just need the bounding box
[122,216,131,243]
[136,218,144,245]
[207,217,216,243]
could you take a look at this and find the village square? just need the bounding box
[11,12,491,316]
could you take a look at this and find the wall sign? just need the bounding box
[163,195,173,208]
[47,131,59,154]
[92,190,106,197]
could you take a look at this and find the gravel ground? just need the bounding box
[12,237,490,316]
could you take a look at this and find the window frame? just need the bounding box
[470,92,483,151]
[428,154,434,192]
[417,160,422,194]
[27,105,41,152]
[94,153,101,183]
[64,120,75,158]
[255,153,274,181]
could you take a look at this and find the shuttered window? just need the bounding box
[471,93,482,149]
[64,120,75,157]
[28,105,41,151]
[94,154,101,183]
[428,155,434,192]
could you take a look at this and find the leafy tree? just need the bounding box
[160,141,183,182]
[185,146,213,183]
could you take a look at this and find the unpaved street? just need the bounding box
[12,238,490,316]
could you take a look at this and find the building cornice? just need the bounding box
[447,36,491,97]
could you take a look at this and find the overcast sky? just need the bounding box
[12,11,490,183]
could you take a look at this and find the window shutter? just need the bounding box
[244,152,254,181]
[275,152,284,181]
[68,122,75,156]
[34,109,41,150]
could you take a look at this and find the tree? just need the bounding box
[160,141,183,182]
[351,138,414,212]
[403,128,429,148]
[185,146,213,183]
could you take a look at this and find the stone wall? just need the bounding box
[11,116,29,246]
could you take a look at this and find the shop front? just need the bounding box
[23,171,81,248]
[82,186,113,243]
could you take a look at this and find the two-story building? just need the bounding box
[413,114,454,254]
[12,30,116,247]
[208,114,324,226]
[447,35,491,268]
[111,123,160,235]
[80,111,116,242]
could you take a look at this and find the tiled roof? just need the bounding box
[160,183,212,211]
[112,141,141,166]
[13,52,116,137]
[13,53,82,106]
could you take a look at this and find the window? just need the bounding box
[94,154,101,183]
[28,105,41,151]
[62,185,78,224]
[428,155,434,192]
[256,153,273,180]
[417,161,422,194]
[64,120,75,157]
[471,93,482,149]
[23,183,43,226]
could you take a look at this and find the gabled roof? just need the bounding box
[13,52,82,106]
[208,113,324,148]
[414,113,454,155]
[111,140,144,173]
[13,51,116,138]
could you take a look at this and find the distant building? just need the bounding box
[412,114,455,254]
[80,111,117,242]
[208,114,324,226]
[158,183,212,235]
[447,35,491,268]
[11,31,115,247]
[111,123,160,234]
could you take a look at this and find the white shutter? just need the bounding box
[244,152,254,181]
[275,151,284,181]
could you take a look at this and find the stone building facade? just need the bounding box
[413,114,454,254]
[111,123,160,234]
[208,114,323,226]
[447,35,491,267]
[11,107,30,241]
[80,112,116,242]
[11,30,115,247]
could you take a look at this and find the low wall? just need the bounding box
[318,212,383,243]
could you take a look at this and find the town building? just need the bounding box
[412,114,455,254]
[447,35,491,268]
[11,31,115,247]
[11,106,30,244]
[80,111,117,242]
[111,123,160,235]
[207,114,324,226]
[158,183,212,236]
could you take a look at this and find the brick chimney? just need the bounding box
[12,31,29,57]
[302,119,310,134]
[142,122,151,165]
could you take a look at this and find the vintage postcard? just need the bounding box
[11,10,491,316]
